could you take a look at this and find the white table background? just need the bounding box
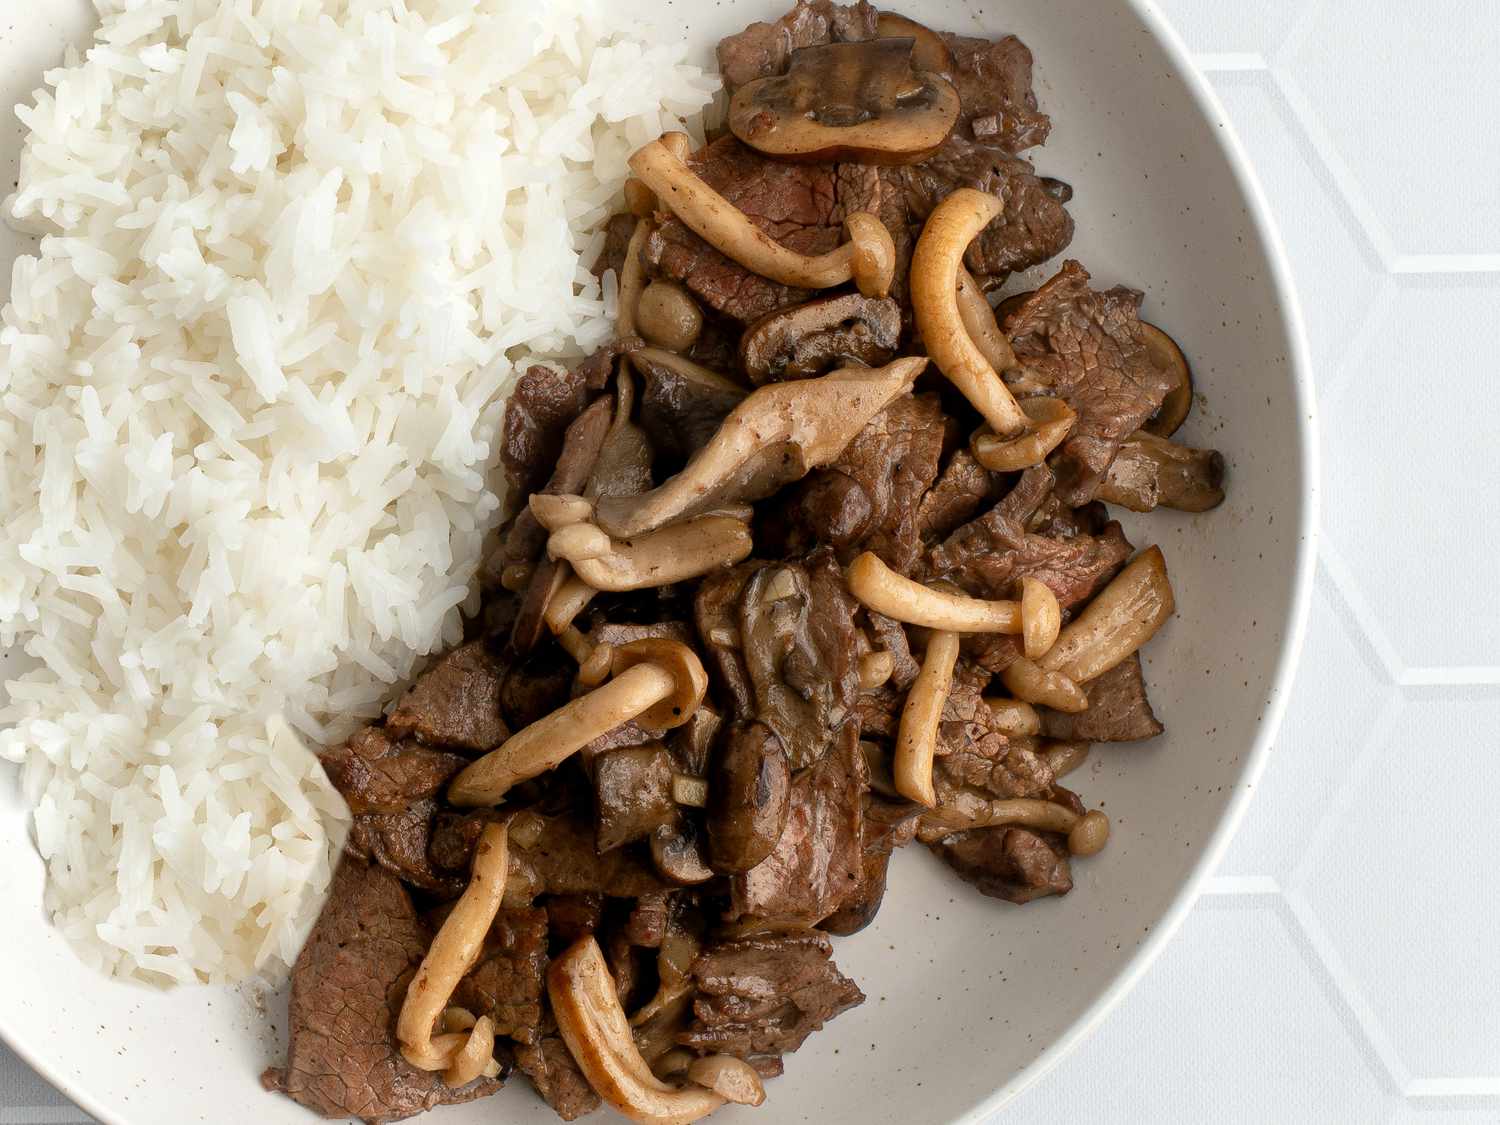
[4,2,1498,1122]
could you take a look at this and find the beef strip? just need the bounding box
[594,743,678,852]
[933,826,1073,904]
[515,1036,600,1122]
[499,651,575,730]
[387,642,509,754]
[513,811,666,899]
[794,392,946,574]
[942,31,1052,151]
[346,799,464,897]
[739,549,862,769]
[633,348,747,467]
[263,860,502,1123]
[729,723,866,927]
[623,888,677,949]
[820,794,921,935]
[322,726,468,817]
[864,609,919,691]
[545,894,607,944]
[934,669,1055,801]
[453,905,549,1042]
[695,562,760,716]
[1039,653,1164,742]
[681,930,864,1059]
[715,0,878,94]
[1005,259,1176,503]
[592,212,637,281]
[916,448,1002,544]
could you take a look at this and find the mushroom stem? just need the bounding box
[629,139,896,297]
[858,650,895,690]
[548,522,613,562]
[970,396,1077,472]
[531,493,594,531]
[1038,546,1175,684]
[955,265,1018,374]
[450,641,706,806]
[895,630,960,807]
[616,219,651,339]
[561,516,754,592]
[449,664,675,806]
[983,697,1041,737]
[912,189,1029,437]
[1019,577,1062,660]
[1040,740,1090,778]
[544,574,600,637]
[549,936,728,1125]
[846,552,1020,633]
[927,795,1110,855]
[1000,656,1088,712]
[397,822,508,1074]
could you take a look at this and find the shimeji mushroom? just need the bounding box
[1000,655,1088,713]
[1019,577,1062,660]
[549,935,764,1124]
[982,697,1041,737]
[893,628,960,807]
[629,138,896,298]
[1037,546,1176,684]
[594,357,925,538]
[1095,431,1226,513]
[396,822,509,1081]
[448,639,708,806]
[926,793,1111,857]
[548,516,755,592]
[1040,740,1090,779]
[970,397,1077,473]
[845,552,1020,633]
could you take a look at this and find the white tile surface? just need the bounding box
[4,2,1497,1123]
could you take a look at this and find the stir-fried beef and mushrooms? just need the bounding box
[266,5,1224,1121]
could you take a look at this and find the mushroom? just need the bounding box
[1037,546,1175,684]
[616,219,652,340]
[912,189,1034,440]
[858,650,896,690]
[926,795,1111,856]
[955,265,1020,376]
[727,39,960,165]
[649,818,715,886]
[543,573,600,637]
[1040,740,1090,779]
[1140,322,1194,437]
[738,293,901,385]
[894,628,960,808]
[531,493,595,531]
[1095,431,1225,513]
[686,1056,767,1107]
[397,822,508,1075]
[874,11,955,75]
[637,280,704,353]
[846,551,1020,633]
[1000,656,1088,712]
[969,397,1077,472]
[594,356,925,538]
[1019,576,1062,660]
[449,639,708,806]
[623,132,694,221]
[629,138,896,298]
[548,936,728,1125]
[707,721,791,874]
[984,697,1041,737]
[549,515,754,592]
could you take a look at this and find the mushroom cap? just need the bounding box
[637,280,704,353]
[728,39,960,165]
[969,396,1077,472]
[612,638,707,731]
[1139,322,1194,437]
[874,12,955,76]
[739,293,901,385]
[686,1055,767,1107]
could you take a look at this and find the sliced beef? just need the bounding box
[892,136,1074,283]
[515,1036,600,1122]
[916,448,1002,544]
[592,212,638,281]
[594,743,677,852]
[633,349,746,467]
[499,651,574,731]
[715,0,877,94]
[545,894,607,945]
[387,641,509,754]
[730,723,866,927]
[346,799,464,897]
[501,364,591,502]
[934,670,1055,801]
[739,549,862,769]
[694,562,760,716]
[943,32,1052,151]
[513,811,665,900]
[794,392,946,574]
[821,794,921,935]
[864,609,919,691]
[453,905,549,1043]
[264,860,502,1123]
[1040,653,1164,742]
[322,726,468,817]
[681,930,864,1059]
[934,826,1073,904]
[1005,259,1176,503]
[623,889,677,949]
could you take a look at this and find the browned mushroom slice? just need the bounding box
[1139,323,1194,437]
[707,722,792,874]
[594,356,926,538]
[874,12,955,75]
[1096,431,1225,513]
[728,39,960,165]
[739,293,901,385]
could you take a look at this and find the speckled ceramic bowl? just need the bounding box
[0,1,1315,1121]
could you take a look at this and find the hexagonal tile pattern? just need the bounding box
[1319,278,1500,675]
[1295,692,1500,1083]
[1009,901,1391,1122]
[1216,575,1393,881]
[1280,2,1500,258]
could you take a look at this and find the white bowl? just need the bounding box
[0,1,1316,1122]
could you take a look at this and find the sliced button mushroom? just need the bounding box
[629,138,896,298]
[1140,322,1194,437]
[449,640,707,806]
[1096,431,1225,513]
[549,515,754,592]
[739,293,901,385]
[846,552,1020,633]
[707,722,792,874]
[595,356,925,538]
[637,281,704,353]
[874,12,955,75]
[649,818,716,886]
[894,629,960,808]
[1038,546,1176,684]
[912,189,1033,439]
[548,936,728,1125]
[728,39,960,165]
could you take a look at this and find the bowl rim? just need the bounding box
[951,0,1321,1117]
[0,0,1320,1121]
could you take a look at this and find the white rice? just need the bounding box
[0,0,714,985]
